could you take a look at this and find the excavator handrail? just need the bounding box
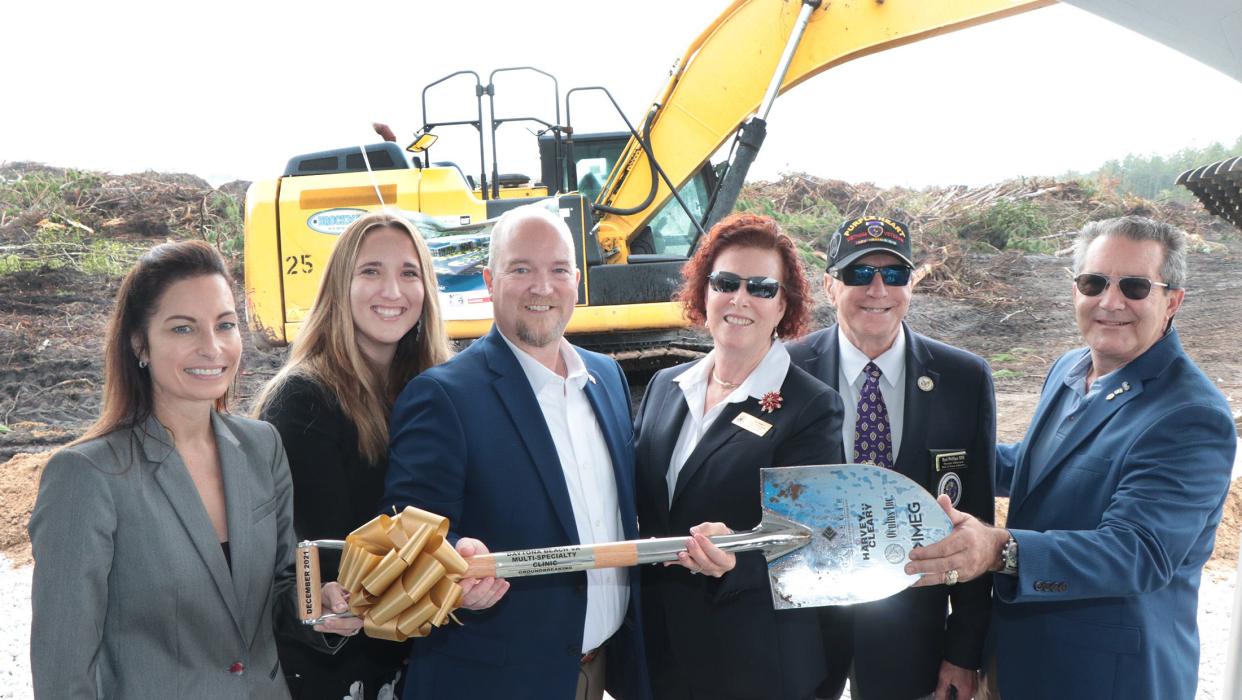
[419,69,490,198]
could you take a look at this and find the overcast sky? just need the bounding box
[3,0,1239,189]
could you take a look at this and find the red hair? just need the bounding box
[678,213,812,339]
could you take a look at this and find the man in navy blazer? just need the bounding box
[384,203,649,700]
[789,216,995,700]
[907,216,1236,700]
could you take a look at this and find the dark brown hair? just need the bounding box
[74,240,234,445]
[677,212,812,339]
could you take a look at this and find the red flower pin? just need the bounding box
[759,391,783,413]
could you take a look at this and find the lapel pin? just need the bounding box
[917,376,934,392]
[587,373,597,385]
[1105,382,1131,401]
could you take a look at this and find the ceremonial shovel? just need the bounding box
[299,463,951,624]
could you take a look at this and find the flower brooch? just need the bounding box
[759,390,783,413]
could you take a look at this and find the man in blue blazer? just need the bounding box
[789,216,996,700]
[907,216,1236,700]
[384,204,649,700]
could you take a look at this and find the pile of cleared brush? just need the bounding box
[0,163,247,274]
[740,172,1230,305]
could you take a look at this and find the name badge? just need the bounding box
[931,449,968,472]
[732,412,773,437]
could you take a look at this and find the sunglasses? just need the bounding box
[708,271,782,299]
[1073,273,1174,301]
[831,264,913,287]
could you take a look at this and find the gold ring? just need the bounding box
[945,569,959,586]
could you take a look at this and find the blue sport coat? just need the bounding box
[992,328,1235,700]
[384,326,649,700]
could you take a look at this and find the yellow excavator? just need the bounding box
[243,0,1238,364]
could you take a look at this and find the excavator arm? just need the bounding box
[592,0,1055,261]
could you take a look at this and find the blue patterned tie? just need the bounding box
[854,362,894,469]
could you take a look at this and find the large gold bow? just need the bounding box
[336,507,468,641]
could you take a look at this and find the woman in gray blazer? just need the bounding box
[29,241,359,699]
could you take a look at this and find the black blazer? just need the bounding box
[788,323,996,700]
[260,374,409,697]
[634,358,844,700]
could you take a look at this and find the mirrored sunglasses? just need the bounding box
[833,264,912,287]
[1073,273,1174,301]
[708,271,782,299]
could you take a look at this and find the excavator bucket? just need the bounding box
[1179,156,1242,229]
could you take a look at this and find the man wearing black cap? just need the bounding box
[788,216,996,700]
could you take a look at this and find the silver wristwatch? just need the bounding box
[999,536,1019,576]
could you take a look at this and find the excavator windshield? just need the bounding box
[540,131,716,258]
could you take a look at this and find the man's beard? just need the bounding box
[516,316,565,349]
[515,296,567,348]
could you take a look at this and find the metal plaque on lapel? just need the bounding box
[931,449,968,472]
[732,412,773,437]
[761,463,951,609]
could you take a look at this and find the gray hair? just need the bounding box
[487,201,576,273]
[1071,215,1187,289]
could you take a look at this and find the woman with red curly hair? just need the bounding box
[633,212,845,699]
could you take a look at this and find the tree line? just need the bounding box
[1064,135,1242,201]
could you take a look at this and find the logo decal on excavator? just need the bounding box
[307,208,366,235]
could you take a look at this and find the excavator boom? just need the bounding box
[593,0,1055,260]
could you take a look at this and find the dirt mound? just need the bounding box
[0,452,48,565]
[1211,479,1242,569]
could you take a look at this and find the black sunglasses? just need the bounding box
[708,271,782,299]
[1073,273,1174,301]
[831,264,913,287]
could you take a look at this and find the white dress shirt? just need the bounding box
[501,333,626,652]
[668,342,791,505]
[836,327,906,463]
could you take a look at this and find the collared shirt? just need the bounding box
[668,342,791,505]
[1026,352,1117,484]
[500,333,626,652]
[836,327,907,463]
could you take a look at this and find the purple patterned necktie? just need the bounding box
[854,362,894,469]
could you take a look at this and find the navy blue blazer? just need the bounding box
[383,326,649,700]
[788,323,997,699]
[992,328,1235,700]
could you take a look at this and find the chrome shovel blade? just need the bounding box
[761,463,952,609]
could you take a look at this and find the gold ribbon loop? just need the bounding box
[336,506,468,641]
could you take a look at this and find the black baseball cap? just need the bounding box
[826,216,914,270]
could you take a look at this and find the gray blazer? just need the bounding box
[29,412,325,699]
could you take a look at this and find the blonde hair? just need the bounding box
[254,213,451,464]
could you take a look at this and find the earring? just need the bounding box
[138,359,148,369]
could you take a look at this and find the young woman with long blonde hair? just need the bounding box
[254,212,451,699]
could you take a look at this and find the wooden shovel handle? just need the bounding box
[296,542,323,623]
[463,541,642,579]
